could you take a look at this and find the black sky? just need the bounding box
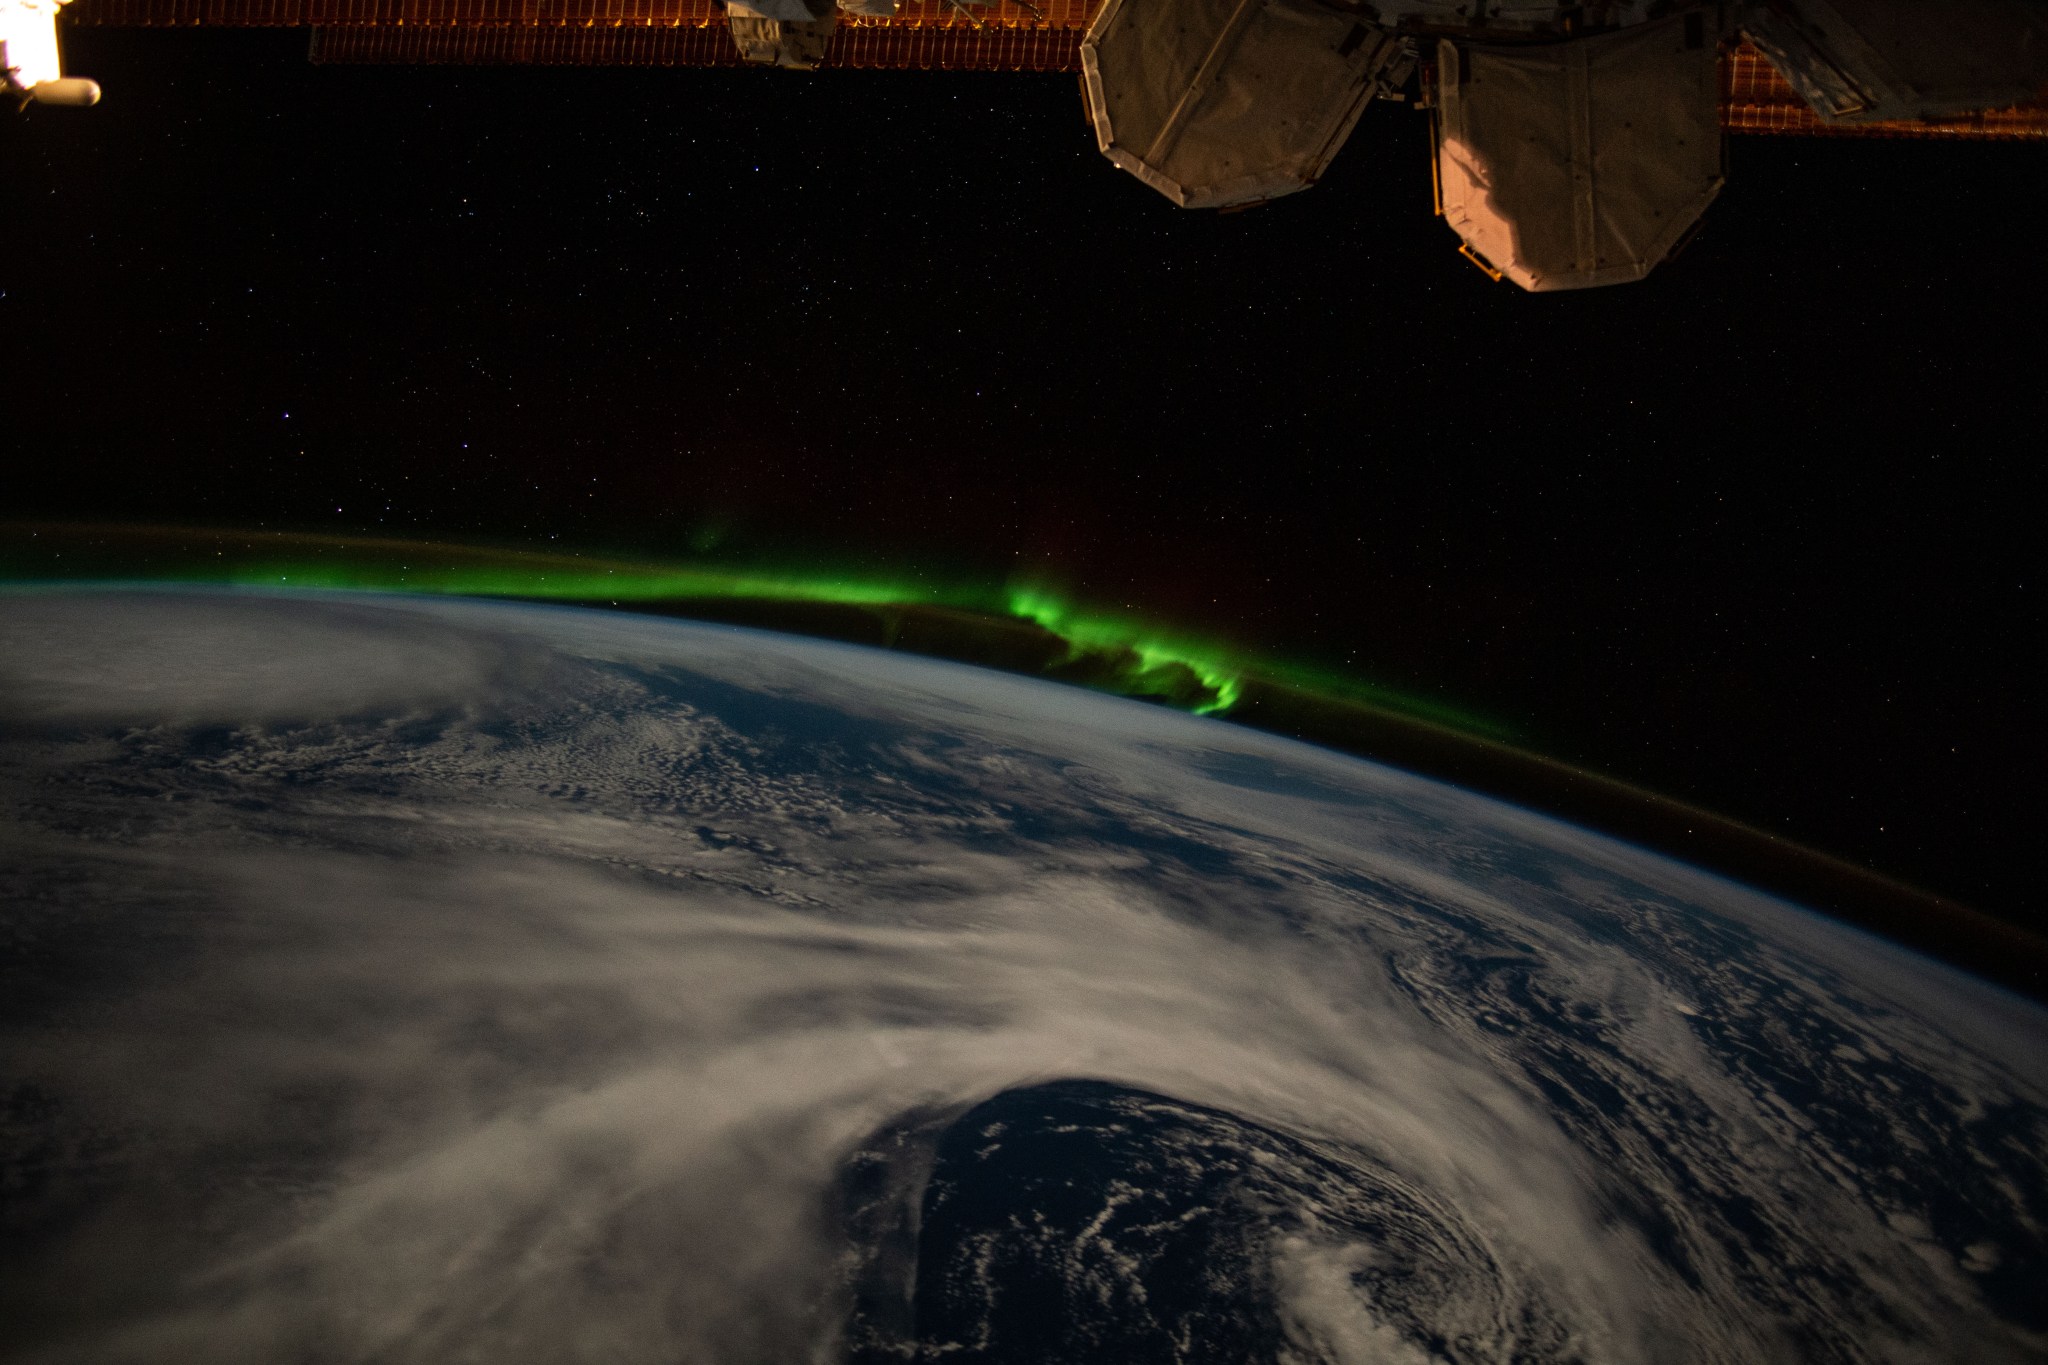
[4,28,2043,942]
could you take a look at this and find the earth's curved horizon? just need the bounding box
[2,588,2043,1364]
[5,523,2036,995]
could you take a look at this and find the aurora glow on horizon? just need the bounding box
[0,522,1506,736]
[10,521,2043,1004]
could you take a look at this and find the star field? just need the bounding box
[3,26,2043,939]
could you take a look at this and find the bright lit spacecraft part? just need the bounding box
[2,0,95,103]
[1433,13,1726,293]
[1080,0,1409,209]
[30,75,97,103]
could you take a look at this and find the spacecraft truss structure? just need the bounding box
[45,0,2048,291]
[52,0,2048,145]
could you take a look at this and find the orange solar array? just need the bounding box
[57,0,2048,138]
[67,0,1088,27]
[306,21,1082,67]
[1720,44,2048,138]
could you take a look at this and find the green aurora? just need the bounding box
[8,521,2045,1000]
[0,523,1503,734]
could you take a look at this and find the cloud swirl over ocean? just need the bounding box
[2,591,2043,1364]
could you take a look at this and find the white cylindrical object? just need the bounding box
[30,77,101,105]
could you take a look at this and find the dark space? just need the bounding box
[4,28,2042,940]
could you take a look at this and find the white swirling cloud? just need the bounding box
[1,591,2042,1364]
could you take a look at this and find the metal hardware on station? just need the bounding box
[1079,0,1411,209]
[1433,11,1727,293]
[33,0,2048,290]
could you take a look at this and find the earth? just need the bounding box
[1,589,2043,1365]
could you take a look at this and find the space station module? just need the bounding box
[1075,0,2048,290]
[2,0,99,106]
[724,0,903,69]
[720,0,2048,292]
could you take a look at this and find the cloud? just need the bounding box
[0,589,557,726]
[2,592,2044,1364]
